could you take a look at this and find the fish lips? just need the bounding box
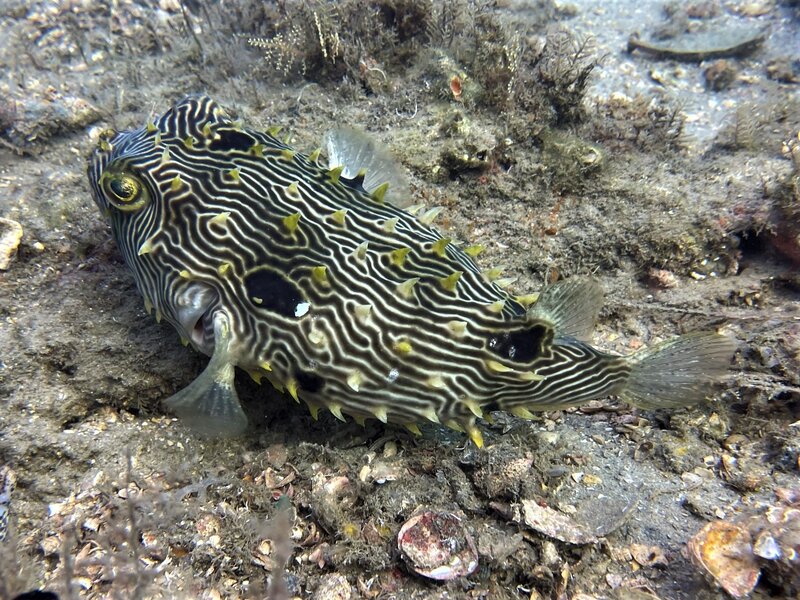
[174,281,219,355]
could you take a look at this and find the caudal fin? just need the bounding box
[621,332,736,409]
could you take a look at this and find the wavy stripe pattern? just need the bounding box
[88,95,632,429]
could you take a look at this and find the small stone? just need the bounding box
[0,218,23,270]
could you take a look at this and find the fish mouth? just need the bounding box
[175,282,218,355]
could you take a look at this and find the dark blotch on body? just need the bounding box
[488,324,550,363]
[209,129,257,152]
[244,268,307,319]
[295,370,324,393]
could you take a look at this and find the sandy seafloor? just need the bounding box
[0,0,799,599]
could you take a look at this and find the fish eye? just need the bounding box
[103,173,148,211]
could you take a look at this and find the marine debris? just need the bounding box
[627,26,767,62]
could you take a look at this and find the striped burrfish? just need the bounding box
[87,95,735,445]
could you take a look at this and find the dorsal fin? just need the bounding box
[528,279,604,341]
[322,127,411,207]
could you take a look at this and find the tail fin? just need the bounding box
[622,332,736,409]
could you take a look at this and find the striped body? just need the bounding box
[87,96,731,440]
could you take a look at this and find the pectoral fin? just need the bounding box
[164,311,248,437]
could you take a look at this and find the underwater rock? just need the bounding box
[397,511,478,580]
[0,217,23,270]
[627,26,766,62]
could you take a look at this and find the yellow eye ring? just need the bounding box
[103,173,148,211]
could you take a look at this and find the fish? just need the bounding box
[0,465,15,543]
[87,95,735,446]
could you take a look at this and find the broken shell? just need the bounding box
[312,573,351,600]
[647,268,678,289]
[0,217,23,270]
[687,521,760,599]
[514,499,598,545]
[397,511,478,580]
[627,26,767,62]
[752,532,781,560]
[449,75,463,101]
[630,543,668,568]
